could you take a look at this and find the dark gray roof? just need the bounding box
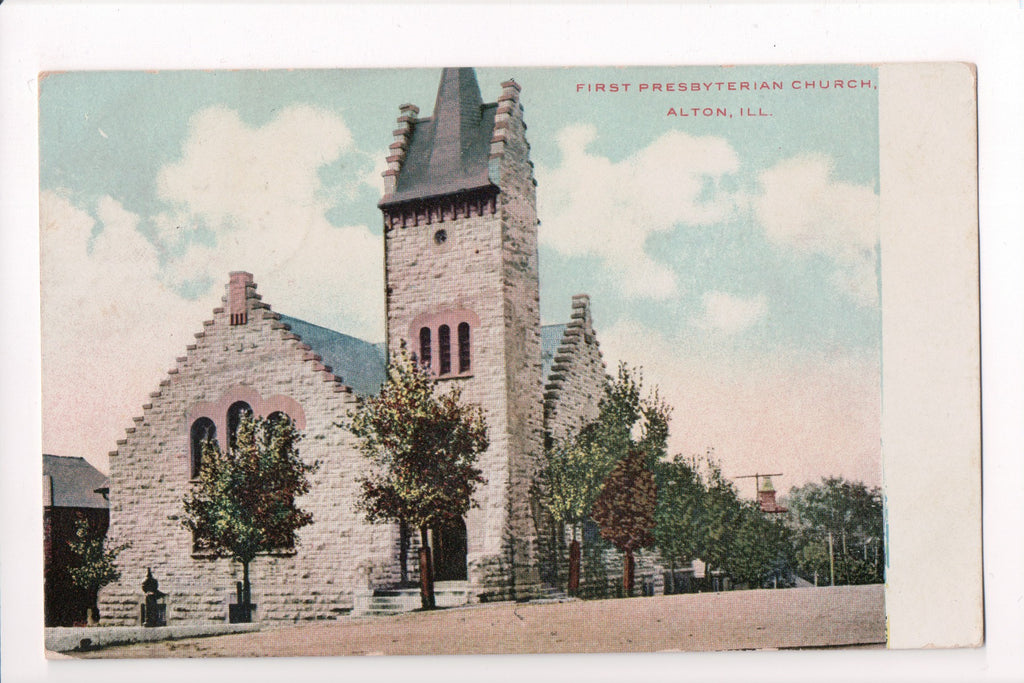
[541,323,568,384]
[278,314,387,398]
[382,68,498,206]
[42,455,108,509]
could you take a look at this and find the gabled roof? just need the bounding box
[278,315,387,398]
[42,454,108,509]
[381,67,498,206]
[541,323,568,384]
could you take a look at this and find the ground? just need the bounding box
[71,585,884,658]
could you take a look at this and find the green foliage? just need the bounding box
[590,449,658,553]
[67,516,128,595]
[652,455,706,568]
[785,477,884,585]
[540,364,670,533]
[699,455,743,574]
[581,363,672,470]
[348,347,489,533]
[726,502,793,587]
[182,413,318,566]
[536,438,609,536]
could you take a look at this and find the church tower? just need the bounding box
[379,68,543,600]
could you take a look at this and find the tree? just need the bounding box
[699,456,743,585]
[536,438,609,595]
[182,413,317,622]
[590,449,658,595]
[349,348,488,609]
[785,477,884,585]
[652,455,706,593]
[537,363,670,596]
[66,516,128,624]
[726,502,793,588]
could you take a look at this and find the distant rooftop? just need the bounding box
[42,454,108,509]
[541,323,568,384]
[278,314,387,398]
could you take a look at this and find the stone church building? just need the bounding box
[99,68,610,624]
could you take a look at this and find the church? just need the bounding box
[98,68,611,624]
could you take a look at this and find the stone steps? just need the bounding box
[351,581,470,617]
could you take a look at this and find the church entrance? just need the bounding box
[432,519,467,582]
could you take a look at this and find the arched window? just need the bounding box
[227,401,252,449]
[267,411,292,429]
[458,322,471,373]
[438,324,451,375]
[419,327,432,370]
[189,418,216,479]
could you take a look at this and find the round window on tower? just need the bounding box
[433,229,447,246]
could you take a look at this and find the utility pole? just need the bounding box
[828,530,836,586]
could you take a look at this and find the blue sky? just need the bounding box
[40,66,881,489]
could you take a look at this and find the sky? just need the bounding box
[39,65,881,494]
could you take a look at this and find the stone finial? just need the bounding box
[228,271,254,326]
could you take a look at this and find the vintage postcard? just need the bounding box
[36,63,979,660]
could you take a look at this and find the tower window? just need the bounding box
[438,324,451,375]
[189,417,216,479]
[419,327,432,370]
[433,229,447,246]
[458,322,471,373]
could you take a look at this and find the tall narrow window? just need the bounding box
[419,327,432,371]
[189,418,216,479]
[227,401,252,449]
[458,322,471,373]
[438,324,451,375]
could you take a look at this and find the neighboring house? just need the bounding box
[98,68,621,625]
[43,454,109,626]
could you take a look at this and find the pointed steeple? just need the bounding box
[429,68,484,178]
[380,67,498,206]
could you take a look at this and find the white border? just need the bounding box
[3,3,1022,681]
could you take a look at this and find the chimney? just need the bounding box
[228,272,254,326]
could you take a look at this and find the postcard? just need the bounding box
[35,62,979,660]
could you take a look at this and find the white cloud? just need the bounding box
[754,155,879,307]
[694,291,768,334]
[599,318,881,489]
[536,124,740,300]
[151,105,383,338]
[40,105,387,470]
[40,191,204,471]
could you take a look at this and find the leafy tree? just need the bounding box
[785,477,884,585]
[726,502,793,588]
[536,437,609,595]
[537,363,670,596]
[66,516,128,624]
[652,455,706,592]
[349,348,488,609]
[182,413,317,622]
[590,449,658,595]
[699,455,742,582]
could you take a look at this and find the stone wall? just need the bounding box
[495,79,544,600]
[543,294,608,446]
[99,276,398,625]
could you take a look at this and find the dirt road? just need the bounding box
[76,584,884,658]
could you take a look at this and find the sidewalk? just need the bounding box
[71,584,885,658]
